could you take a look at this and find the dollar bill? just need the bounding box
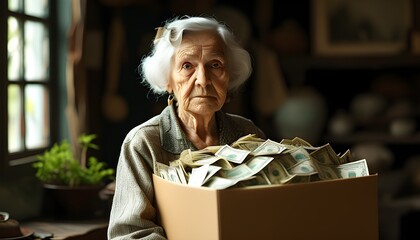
[178,149,214,165]
[191,145,223,155]
[204,176,239,189]
[273,153,297,169]
[231,134,266,151]
[155,162,170,180]
[313,158,370,180]
[287,175,311,184]
[215,144,251,164]
[169,160,190,180]
[236,172,271,187]
[338,149,353,164]
[287,160,317,176]
[218,164,255,181]
[280,137,319,151]
[194,156,233,169]
[337,159,370,178]
[188,164,210,187]
[231,134,266,145]
[251,139,288,156]
[174,164,188,184]
[203,165,223,184]
[310,143,341,165]
[245,156,274,173]
[168,166,182,184]
[289,147,311,163]
[311,161,339,180]
[263,160,295,184]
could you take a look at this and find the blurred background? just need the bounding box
[1,0,420,239]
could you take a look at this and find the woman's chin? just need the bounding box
[188,105,220,116]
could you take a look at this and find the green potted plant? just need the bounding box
[33,133,115,219]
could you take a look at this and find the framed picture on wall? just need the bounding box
[312,0,412,56]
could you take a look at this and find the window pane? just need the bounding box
[25,0,49,18]
[8,84,23,153]
[8,17,23,81]
[25,85,49,149]
[8,0,21,12]
[24,21,49,81]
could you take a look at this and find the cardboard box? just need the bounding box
[153,174,378,240]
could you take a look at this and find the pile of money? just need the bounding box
[154,134,370,189]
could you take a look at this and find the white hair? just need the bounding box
[139,16,252,95]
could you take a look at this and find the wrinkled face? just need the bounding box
[167,30,229,116]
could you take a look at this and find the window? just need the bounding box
[1,0,57,169]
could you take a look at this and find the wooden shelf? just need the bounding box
[324,132,420,145]
[278,54,420,83]
[279,54,420,70]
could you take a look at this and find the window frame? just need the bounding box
[0,0,59,171]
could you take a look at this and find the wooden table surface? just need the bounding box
[21,219,108,239]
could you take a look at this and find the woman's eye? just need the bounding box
[211,62,222,68]
[182,63,192,70]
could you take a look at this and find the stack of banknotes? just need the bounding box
[155,134,370,189]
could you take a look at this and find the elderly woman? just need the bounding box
[108,16,265,239]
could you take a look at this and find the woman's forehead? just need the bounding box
[176,30,225,57]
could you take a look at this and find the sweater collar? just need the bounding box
[160,104,236,154]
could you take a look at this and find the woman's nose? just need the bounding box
[195,65,210,87]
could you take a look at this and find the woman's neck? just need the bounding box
[177,110,219,149]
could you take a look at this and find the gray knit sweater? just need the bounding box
[108,105,265,239]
